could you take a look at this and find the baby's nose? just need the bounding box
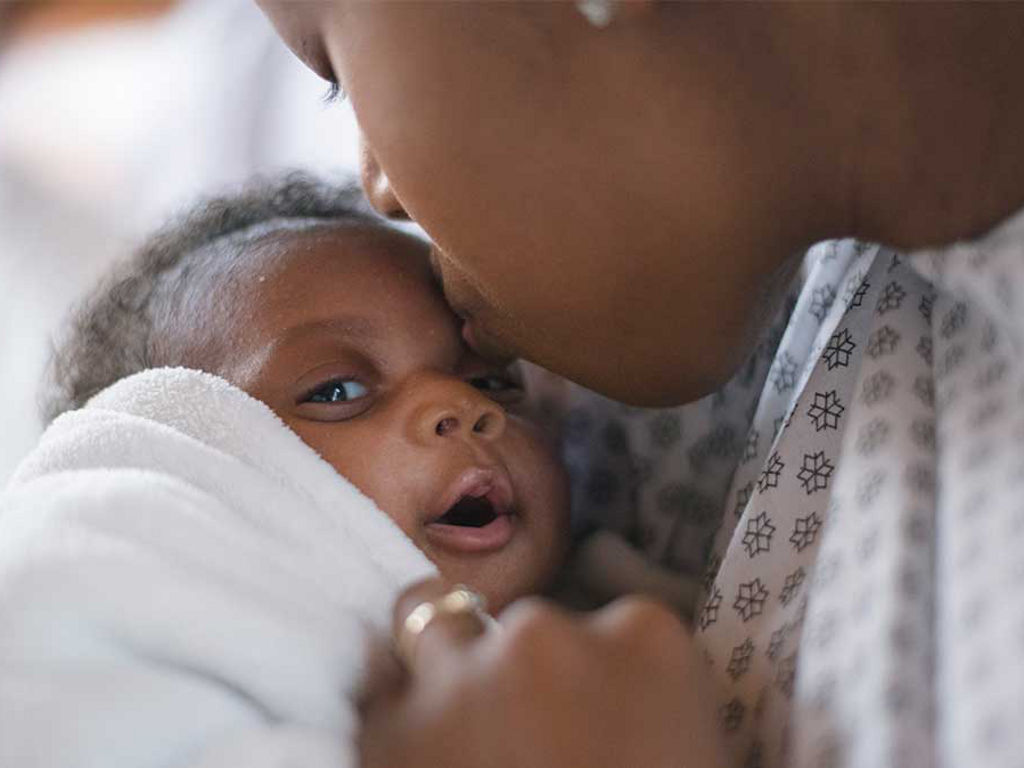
[408,376,507,446]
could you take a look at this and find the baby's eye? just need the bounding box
[467,374,524,403]
[304,379,368,404]
[468,374,518,392]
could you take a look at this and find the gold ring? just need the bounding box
[395,585,489,667]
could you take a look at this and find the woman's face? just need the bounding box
[258,2,826,406]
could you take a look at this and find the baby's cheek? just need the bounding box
[302,429,418,531]
[512,425,572,556]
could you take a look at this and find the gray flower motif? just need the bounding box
[727,638,755,680]
[847,278,871,309]
[938,344,966,379]
[976,359,1008,390]
[758,452,785,493]
[904,462,934,493]
[648,412,682,449]
[797,451,834,494]
[790,512,822,552]
[767,627,787,660]
[771,352,800,394]
[876,281,907,315]
[856,469,885,509]
[919,291,935,322]
[910,419,935,451]
[780,567,806,606]
[724,485,751,526]
[687,424,739,472]
[809,284,837,322]
[734,579,769,622]
[866,325,901,359]
[856,418,890,457]
[841,269,867,306]
[776,652,798,698]
[742,511,776,558]
[742,430,759,462]
[916,335,933,366]
[699,587,722,631]
[721,698,746,732]
[940,301,968,339]
[913,376,934,408]
[862,370,895,405]
[822,327,857,370]
[702,553,722,595]
[807,390,845,432]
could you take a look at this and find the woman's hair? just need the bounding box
[44,172,381,421]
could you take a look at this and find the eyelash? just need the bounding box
[322,81,347,105]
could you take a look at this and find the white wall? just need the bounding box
[0,0,363,482]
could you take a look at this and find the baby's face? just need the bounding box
[212,225,569,611]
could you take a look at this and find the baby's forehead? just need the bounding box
[233,220,430,274]
[224,223,441,323]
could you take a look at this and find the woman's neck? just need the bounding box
[828,3,1024,250]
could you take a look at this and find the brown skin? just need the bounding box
[254,4,1024,767]
[260,2,1024,407]
[187,224,570,613]
[358,581,728,768]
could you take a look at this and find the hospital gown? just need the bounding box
[543,208,1024,768]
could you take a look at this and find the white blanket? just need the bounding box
[0,367,437,768]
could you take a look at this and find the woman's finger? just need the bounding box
[392,578,489,674]
[355,635,406,716]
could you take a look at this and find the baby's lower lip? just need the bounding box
[425,513,516,554]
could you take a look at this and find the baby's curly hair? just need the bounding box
[45,172,382,421]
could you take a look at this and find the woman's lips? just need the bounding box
[461,318,480,349]
[461,318,517,363]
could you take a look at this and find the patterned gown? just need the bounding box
[532,208,1024,768]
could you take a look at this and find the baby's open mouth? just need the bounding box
[435,494,500,528]
[426,469,517,553]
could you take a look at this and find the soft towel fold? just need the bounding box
[0,367,437,768]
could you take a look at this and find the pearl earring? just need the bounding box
[576,0,614,28]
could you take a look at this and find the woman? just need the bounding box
[258,3,1024,767]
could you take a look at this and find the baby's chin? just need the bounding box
[431,534,568,615]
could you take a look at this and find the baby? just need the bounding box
[45,173,571,613]
[0,174,580,767]
[0,173,699,768]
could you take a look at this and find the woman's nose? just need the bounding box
[360,135,410,220]
[408,376,507,446]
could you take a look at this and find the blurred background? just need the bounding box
[0,0,364,483]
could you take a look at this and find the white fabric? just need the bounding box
[0,367,437,768]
